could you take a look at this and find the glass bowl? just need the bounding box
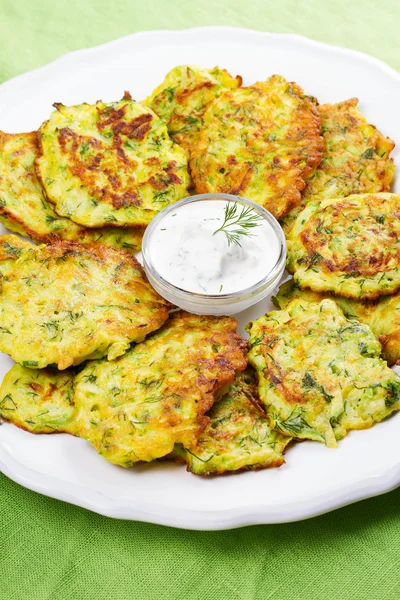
[142,193,287,316]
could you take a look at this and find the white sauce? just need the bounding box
[147,200,281,295]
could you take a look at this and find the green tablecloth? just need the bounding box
[1,2,400,598]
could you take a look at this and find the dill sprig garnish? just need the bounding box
[213,202,262,247]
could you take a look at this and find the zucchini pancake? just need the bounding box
[36,96,189,228]
[0,241,169,369]
[0,131,144,251]
[282,98,395,233]
[172,368,290,475]
[286,193,400,299]
[190,75,323,219]
[274,279,400,366]
[0,312,247,466]
[72,312,247,465]
[144,65,242,151]
[247,299,400,447]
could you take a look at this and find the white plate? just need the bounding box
[1,27,400,530]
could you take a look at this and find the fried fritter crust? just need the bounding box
[0,234,31,277]
[190,75,323,219]
[274,279,400,366]
[144,65,242,151]
[286,193,400,299]
[72,311,247,465]
[36,97,189,227]
[282,98,395,233]
[171,368,290,475]
[0,241,169,369]
[0,131,144,251]
[0,364,76,433]
[246,299,400,446]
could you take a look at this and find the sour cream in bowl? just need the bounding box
[142,194,286,315]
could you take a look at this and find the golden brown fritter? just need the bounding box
[144,65,242,151]
[72,311,247,465]
[36,96,190,228]
[274,279,400,366]
[0,241,169,369]
[282,98,395,232]
[0,131,144,251]
[286,193,400,299]
[190,75,323,219]
[247,299,400,447]
[171,368,290,475]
